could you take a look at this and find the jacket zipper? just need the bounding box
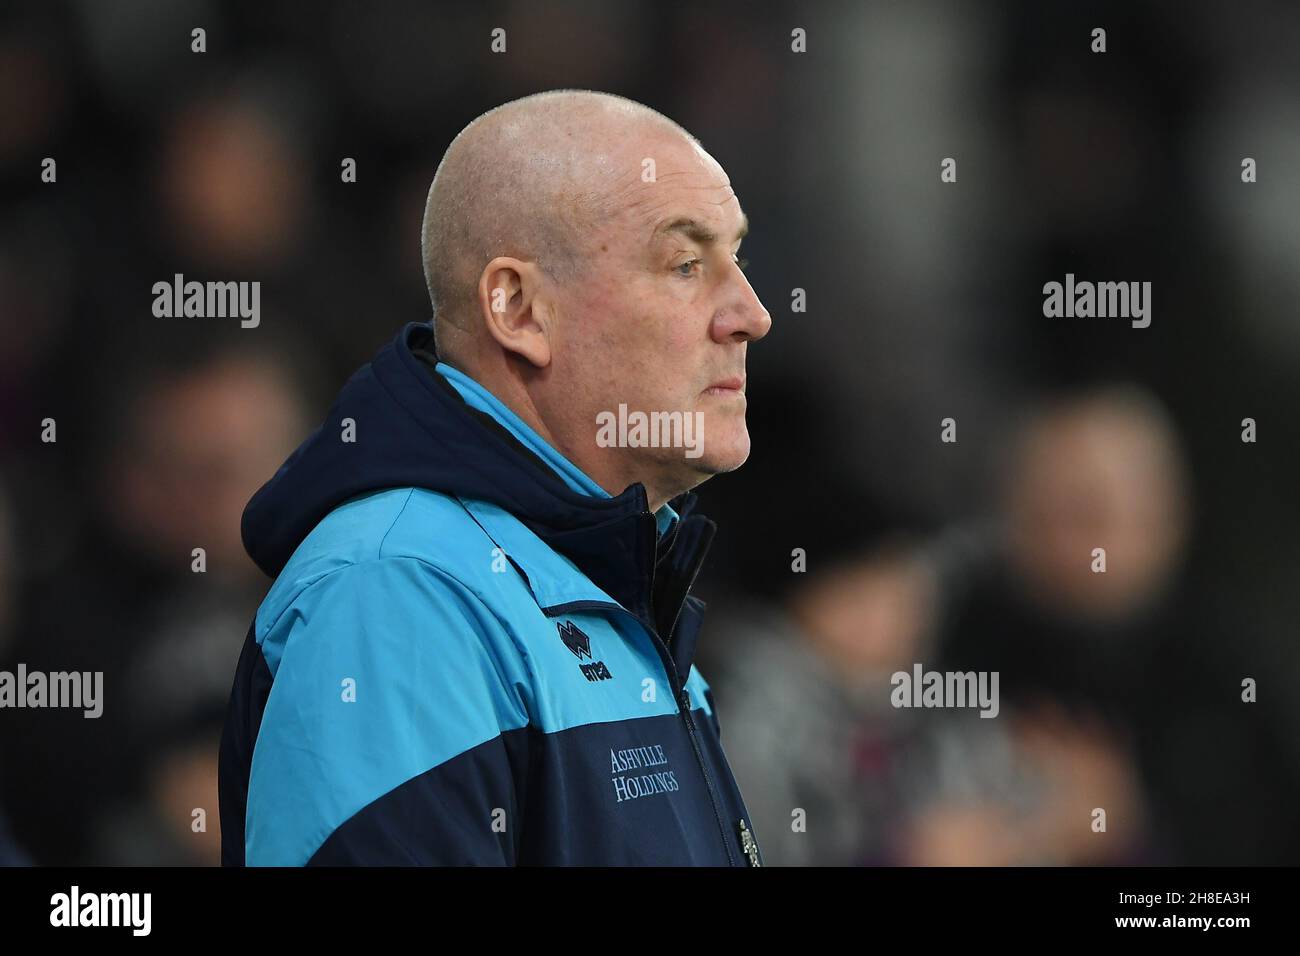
[652,522,743,867]
[663,648,739,868]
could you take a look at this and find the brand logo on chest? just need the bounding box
[558,620,614,682]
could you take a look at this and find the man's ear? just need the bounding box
[477,257,552,369]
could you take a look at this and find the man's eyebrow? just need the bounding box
[652,213,749,245]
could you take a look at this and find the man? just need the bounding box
[218,89,772,865]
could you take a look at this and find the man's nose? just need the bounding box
[712,267,772,343]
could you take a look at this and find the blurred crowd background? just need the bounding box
[2,0,1299,865]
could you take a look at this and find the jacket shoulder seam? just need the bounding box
[259,553,491,641]
[376,488,417,560]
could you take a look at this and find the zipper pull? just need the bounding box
[737,819,762,867]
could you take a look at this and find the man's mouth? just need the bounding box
[703,375,745,397]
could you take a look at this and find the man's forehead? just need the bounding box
[593,134,745,239]
[649,209,749,245]
[635,173,746,239]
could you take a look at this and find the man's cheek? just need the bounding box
[584,291,642,344]
[612,312,668,356]
[664,305,704,345]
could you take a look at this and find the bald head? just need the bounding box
[421,90,697,364]
[415,90,770,512]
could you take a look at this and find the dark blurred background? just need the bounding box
[1,0,1298,865]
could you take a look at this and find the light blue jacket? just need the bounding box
[219,321,763,866]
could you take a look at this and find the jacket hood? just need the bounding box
[242,322,715,637]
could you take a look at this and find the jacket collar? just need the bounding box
[457,493,713,678]
[430,358,681,538]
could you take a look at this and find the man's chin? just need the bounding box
[687,440,751,477]
[655,449,746,502]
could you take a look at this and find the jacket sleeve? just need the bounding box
[244,557,531,865]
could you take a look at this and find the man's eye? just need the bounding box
[673,256,748,277]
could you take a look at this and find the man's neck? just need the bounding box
[528,418,678,512]
[442,360,682,512]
